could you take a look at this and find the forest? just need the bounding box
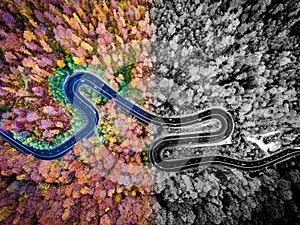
[0,0,300,224]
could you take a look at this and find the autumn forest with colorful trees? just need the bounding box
[1,0,300,224]
[0,0,156,224]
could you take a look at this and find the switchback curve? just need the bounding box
[0,71,299,171]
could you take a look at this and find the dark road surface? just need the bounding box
[0,71,299,171]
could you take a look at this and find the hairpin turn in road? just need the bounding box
[0,71,299,171]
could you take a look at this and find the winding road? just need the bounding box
[0,71,299,171]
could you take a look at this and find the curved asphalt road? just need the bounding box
[0,71,299,171]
